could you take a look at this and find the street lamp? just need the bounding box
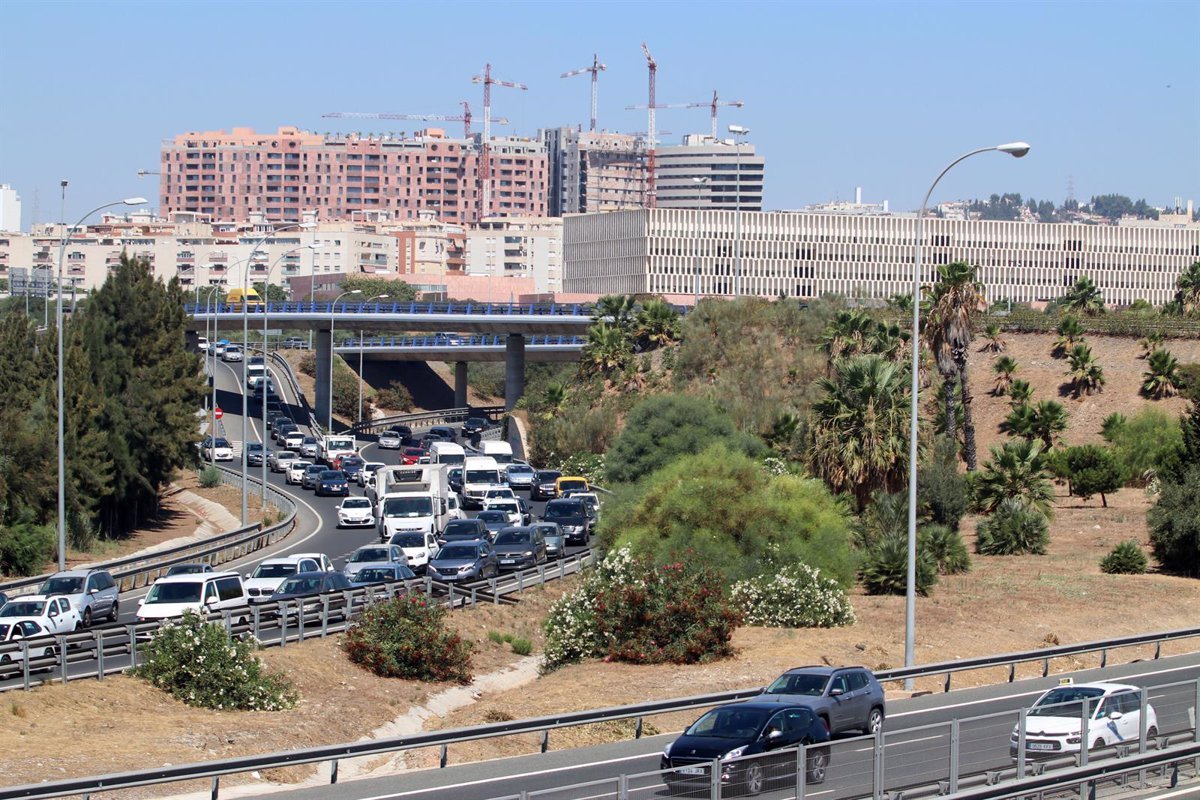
[691,176,709,306]
[904,141,1029,687]
[728,124,750,297]
[55,195,147,570]
[328,289,362,430]
[357,294,390,424]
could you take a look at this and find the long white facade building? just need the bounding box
[564,209,1200,306]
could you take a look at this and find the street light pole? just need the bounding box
[691,176,709,306]
[328,289,362,431]
[55,195,147,570]
[728,125,750,297]
[904,141,1029,689]
[356,293,390,424]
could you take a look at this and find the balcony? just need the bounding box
[105,251,122,265]
[208,252,229,263]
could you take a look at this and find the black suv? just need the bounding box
[439,518,488,544]
[461,416,488,438]
[759,666,885,735]
[541,498,590,545]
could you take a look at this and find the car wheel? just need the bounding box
[81,608,93,628]
[108,600,119,622]
[1092,738,1106,750]
[806,748,829,784]
[743,761,765,796]
[0,653,11,665]
[865,707,884,734]
[1147,726,1158,744]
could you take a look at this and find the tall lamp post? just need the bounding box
[202,256,255,466]
[691,176,709,306]
[55,195,147,570]
[728,124,750,297]
[904,141,1030,688]
[357,293,390,424]
[328,289,362,431]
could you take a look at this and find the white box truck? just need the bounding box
[374,465,460,548]
[462,455,503,509]
[429,441,466,466]
[319,434,357,466]
[480,441,513,465]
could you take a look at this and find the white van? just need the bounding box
[245,363,267,389]
[136,572,248,621]
[480,441,513,465]
[429,441,466,466]
[462,455,503,509]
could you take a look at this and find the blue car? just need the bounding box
[427,541,498,582]
[315,469,349,497]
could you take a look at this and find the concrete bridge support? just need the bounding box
[504,334,525,410]
[314,328,332,430]
[454,361,469,409]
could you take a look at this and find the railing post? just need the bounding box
[279,602,287,648]
[330,758,339,784]
[635,716,643,738]
[872,728,885,800]
[710,756,721,799]
[440,743,448,768]
[297,601,306,641]
[252,606,261,641]
[210,776,219,800]
[1017,708,1028,778]
[21,641,31,690]
[1079,699,1090,767]
[59,634,69,685]
[796,743,807,799]
[949,718,961,792]
[540,729,549,753]
[321,597,330,637]
[1194,678,1200,743]
[128,625,140,669]
[617,772,629,800]
[94,630,104,680]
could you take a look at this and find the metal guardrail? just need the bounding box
[338,334,586,349]
[187,300,594,317]
[350,405,507,436]
[267,350,323,437]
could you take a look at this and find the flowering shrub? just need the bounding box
[731,563,855,628]
[342,595,473,684]
[134,611,296,711]
[542,547,741,672]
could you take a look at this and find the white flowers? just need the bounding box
[731,562,855,629]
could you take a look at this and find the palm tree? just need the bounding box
[1029,400,1069,450]
[887,293,914,313]
[1142,348,1182,399]
[1138,332,1164,359]
[1059,275,1105,316]
[926,261,985,469]
[1052,315,1086,358]
[539,382,567,419]
[821,310,876,364]
[1066,343,1105,397]
[595,294,637,333]
[1174,260,1200,317]
[1100,412,1127,442]
[633,298,680,349]
[868,321,910,362]
[1008,379,1033,408]
[808,354,912,508]
[969,438,1055,517]
[992,356,1018,396]
[981,323,1007,353]
[582,321,630,374]
[1003,403,1038,438]
[765,411,803,457]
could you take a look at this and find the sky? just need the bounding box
[3,0,1198,228]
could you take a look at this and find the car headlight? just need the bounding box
[1067,736,1081,744]
[523,551,534,558]
[459,564,474,572]
[722,746,747,761]
[662,743,672,758]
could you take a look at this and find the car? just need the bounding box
[243,553,335,602]
[531,522,565,559]
[199,436,234,462]
[0,619,57,670]
[197,336,209,352]
[299,436,320,459]
[244,442,268,466]
[213,339,229,356]
[343,544,409,581]
[0,595,81,634]
[530,470,562,501]
[661,701,831,795]
[475,510,511,540]
[484,498,525,527]
[282,336,308,349]
[38,569,119,628]
[492,527,547,570]
[439,517,489,544]
[428,425,457,443]
[265,571,355,617]
[359,461,386,488]
[541,498,590,545]
[315,469,350,497]
[1009,681,1158,761]
[575,492,602,520]
[269,450,299,472]
[378,429,404,450]
[427,540,498,582]
[461,416,489,439]
[339,454,365,481]
[274,422,299,445]
[165,563,213,577]
[265,400,284,418]
[504,463,537,490]
[337,496,375,528]
[483,486,517,502]
[400,446,426,465]
[301,464,327,490]
[286,460,313,485]
[555,476,590,496]
[436,332,464,346]
[0,591,6,609]
[447,466,464,495]
[350,564,417,590]
[269,414,294,436]
[221,344,243,362]
[284,430,306,451]
[136,572,247,622]
[386,530,440,572]
[760,665,886,735]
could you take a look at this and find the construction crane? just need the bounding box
[322,102,507,139]
[626,89,745,141]
[640,43,657,207]
[471,63,527,217]
[561,52,607,132]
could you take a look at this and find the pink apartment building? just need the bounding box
[159,126,547,225]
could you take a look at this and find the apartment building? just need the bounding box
[0,185,21,233]
[158,126,547,225]
[563,209,1200,307]
[654,135,765,211]
[464,216,563,293]
[542,128,646,216]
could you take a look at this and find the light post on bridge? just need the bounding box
[357,293,390,425]
[328,289,362,431]
[728,124,750,297]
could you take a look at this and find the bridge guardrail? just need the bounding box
[350,405,507,437]
[337,334,585,349]
[187,300,594,317]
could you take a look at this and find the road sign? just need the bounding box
[214,407,224,420]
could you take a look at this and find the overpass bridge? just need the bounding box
[187,300,595,422]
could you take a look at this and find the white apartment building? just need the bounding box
[655,135,765,211]
[464,216,562,293]
[564,209,1200,307]
[0,185,21,233]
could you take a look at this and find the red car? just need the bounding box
[400,446,426,465]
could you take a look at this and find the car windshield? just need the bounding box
[1029,687,1106,717]
[537,471,561,482]
[252,564,297,579]
[533,525,559,538]
[382,431,401,439]
[292,462,312,470]
[342,498,371,509]
[437,545,479,560]
[402,447,425,457]
[213,438,230,448]
[685,707,770,739]
[166,565,208,576]
[276,452,296,460]
[443,521,480,536]
[351,548,391,563]
[40,576,84,595]
[477,511,507,523]
[508,465,534,475]
[764,672,829,697]
[559,479,587,492]
[305,466,324,474]
[488,501,518,511]
[145,582,204,604]
[383,497,432,517]
[355,568,402,583]
[494,531,531,545]
[544,501,583,519]
[0,601,46,617]
[466,418,485,427]
[319,471,343,480]
[302,437,317,445]
[247,443,262,452]
[389,533,426,548]
[276,577,323,596]
[465,469,498,484]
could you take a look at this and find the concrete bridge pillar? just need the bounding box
[314,328,332,430]
[504,334,525,410]
[454,361,469,409]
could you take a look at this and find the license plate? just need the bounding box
[501,559,515,565]
[677,766,705,776]
[1028,742,1055,751]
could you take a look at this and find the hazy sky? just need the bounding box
[3,0,1197,228]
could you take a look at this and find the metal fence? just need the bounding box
[337,334,585,349]
[187,300,594,317]
[350,405,507,436]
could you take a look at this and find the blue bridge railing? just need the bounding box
[336,334,586,348]
[185,301,593,316]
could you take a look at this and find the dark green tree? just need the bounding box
[337,275,417,302]
[1058,445,1125,507]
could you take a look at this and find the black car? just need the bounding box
[266,571,354,608]
[461,416,488,438]
[274,422,298,444]
[447,466,463,494]
[244,442,269,466]
[439,517,488,544]
[661,701,831,795]
[542,498,590,545]
[475,510,510,540]
[315,469,349,497]
[427,425,457,443]
[530,470,562,501]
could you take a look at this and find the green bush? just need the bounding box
[331,359,367,420]
[510,637,533,656]
[858,531,938,596]
[199,466,221,488]
[919,524,971,574]
[0,515,55,577]
[975,498,1050,556]
[468,363,507,399]
[1057,445,1125,506]
[374,381,414,412]
[1106,408,1182,486]
[486,630,506,644]
[342,595,473,683]
[919,437,969,530]
[731,563,856,628]
[134,611,297,710]
[297,351,316,377]
[1147,466,1200,577]
[1100,541,1149,574]
[542,547,741,672]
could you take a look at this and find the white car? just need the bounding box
[200,437,234,462]
[221,344,243,362]
[243,553,334,602]
[213,341,228,357]
[1010,681,1158,760]
[385,530,440,572]
[198,336,209,352]
[378,430,403,450]
[337,497,375,528]
[483,487,516,502]
[359,461,385,488]
[0,595,81,634]
[284,431,306,451]
[286,460,313,485]
[0,619,57,669]
[484,498,523,526]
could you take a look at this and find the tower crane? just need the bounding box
[640,43,658,207]
[626,89,745,141]
[471,63,527,217]
[561,52,607,132]
[322,102,507,139]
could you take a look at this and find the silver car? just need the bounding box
[38,569,119,628]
